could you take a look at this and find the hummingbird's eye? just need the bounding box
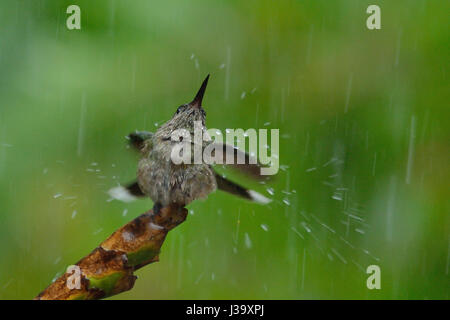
[175,105,186,115]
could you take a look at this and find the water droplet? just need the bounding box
[332,193,343,201]
[244,233,252,249]
[301,222,311,233]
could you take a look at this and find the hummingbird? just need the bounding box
[109,75,271,212]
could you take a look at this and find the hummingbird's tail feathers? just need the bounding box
[211,143,273,181]
[127,131,153,151]
[247,190,272,204]
[125,181,146,197]
[108,181,146,203]
[214,172,272,204]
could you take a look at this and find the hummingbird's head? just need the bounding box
[168,74,209,131]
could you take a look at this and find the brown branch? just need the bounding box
[35,204,188,300]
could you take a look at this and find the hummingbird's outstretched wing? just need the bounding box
[108,181,145,202]
[128,133,270,182]
[127,131,154,152]
[210,143,272,181]
[214,171,271,204]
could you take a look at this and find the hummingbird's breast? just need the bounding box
[137,141,217,207]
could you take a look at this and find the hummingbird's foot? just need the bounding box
[152,202,163,215]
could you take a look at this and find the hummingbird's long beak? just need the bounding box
[190,74,210,108]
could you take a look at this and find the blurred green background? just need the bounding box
[0,0,448,299]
